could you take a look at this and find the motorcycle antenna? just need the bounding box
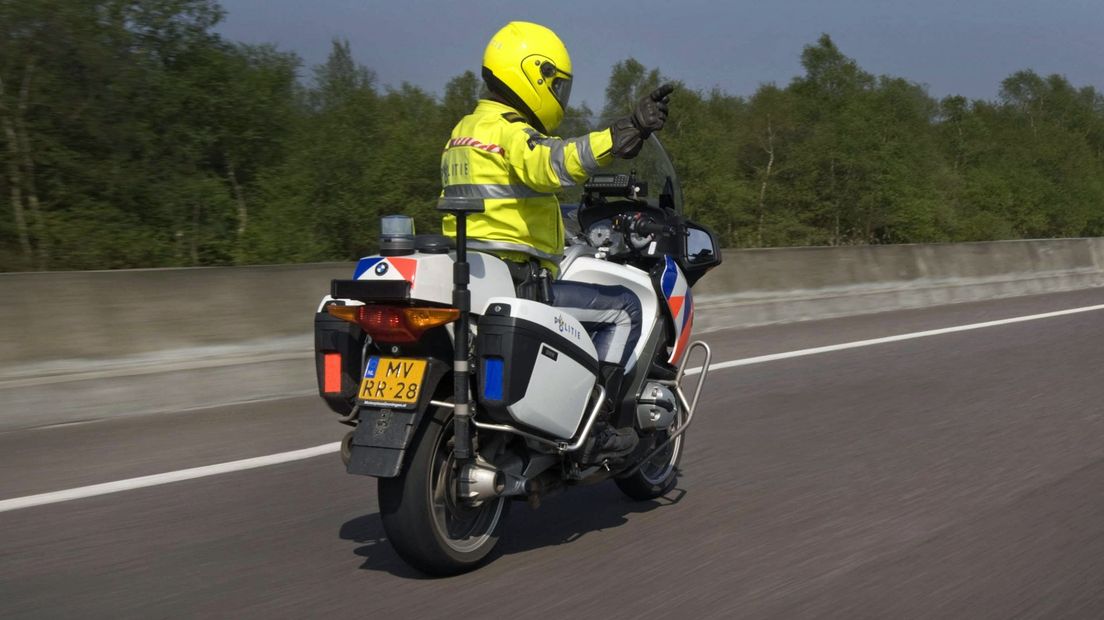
[437,196,485,461]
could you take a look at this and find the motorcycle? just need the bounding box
[313,136,721,575]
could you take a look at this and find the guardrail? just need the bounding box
[3,238,1103,430]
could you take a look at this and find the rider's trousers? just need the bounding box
[550,281,642,369]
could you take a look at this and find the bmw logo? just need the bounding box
[374,262,389,276]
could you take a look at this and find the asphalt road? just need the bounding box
[3,288,1104,618]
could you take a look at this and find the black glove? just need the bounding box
[610,117,644,159]
[610,83,675,159]
[632,83,674,137]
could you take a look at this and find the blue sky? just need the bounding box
[215,0,1104,110]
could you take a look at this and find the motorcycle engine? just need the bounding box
[636,382,679,432]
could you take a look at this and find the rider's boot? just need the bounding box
[579,364,638,464]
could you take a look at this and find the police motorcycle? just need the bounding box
[314,136,721,575]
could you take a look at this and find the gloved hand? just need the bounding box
[631,83,675,137]
[611,83,675,159]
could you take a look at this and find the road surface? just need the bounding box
[3,288,1104,618]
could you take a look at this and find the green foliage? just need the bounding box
[657,36,1104,249]
[3,10,1104,272]
[237,41,448,264]
[1,0,296,269]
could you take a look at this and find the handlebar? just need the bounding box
[627,214,671,237]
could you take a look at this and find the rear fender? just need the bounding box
[345,358,450,478]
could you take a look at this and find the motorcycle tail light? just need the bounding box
[326,305,459,343]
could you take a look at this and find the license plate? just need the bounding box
[358,357,428,408]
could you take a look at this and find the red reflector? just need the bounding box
[323,352,342,393]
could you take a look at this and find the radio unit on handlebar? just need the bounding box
[584,172,648,199]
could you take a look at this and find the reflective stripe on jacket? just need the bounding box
[441,99,614,270]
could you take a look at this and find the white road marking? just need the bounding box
[0,442,341,513]
[4,301,1104,513]
[684,302,1104,375]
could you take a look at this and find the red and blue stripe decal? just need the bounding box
[659,256,694,365]
[353,257,418,283]
[672,289,694,365]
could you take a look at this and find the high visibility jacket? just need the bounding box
[441,99,614,271]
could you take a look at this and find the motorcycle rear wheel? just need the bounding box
[378,404,509,576]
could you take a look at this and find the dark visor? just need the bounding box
[551,76,573,108]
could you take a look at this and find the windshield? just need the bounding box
[559,133,682,212]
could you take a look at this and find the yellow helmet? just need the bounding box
[482,21,573,134]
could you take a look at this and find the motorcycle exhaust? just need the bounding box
[457,461,531,503]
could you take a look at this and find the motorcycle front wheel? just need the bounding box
[615,422,683,501]
[378,404,509,576]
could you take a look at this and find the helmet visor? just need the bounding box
[550,75,573,109]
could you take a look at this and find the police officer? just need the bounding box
[442,21,671,275]
[442,20,671,359]
[442,22,672,457]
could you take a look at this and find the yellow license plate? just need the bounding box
[358,357,428,407]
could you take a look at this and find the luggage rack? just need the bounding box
[433,385,607,454]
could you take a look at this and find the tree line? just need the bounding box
[3,1,1104,271]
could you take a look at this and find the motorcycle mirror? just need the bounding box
[680,222,722,286]
[686,227,716,265]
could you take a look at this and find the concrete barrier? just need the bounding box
[691,238,1104,332]
[0,263,353,431]
[0,263,350,366]
[3,238,1103,430]
[688,237,1104,333]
